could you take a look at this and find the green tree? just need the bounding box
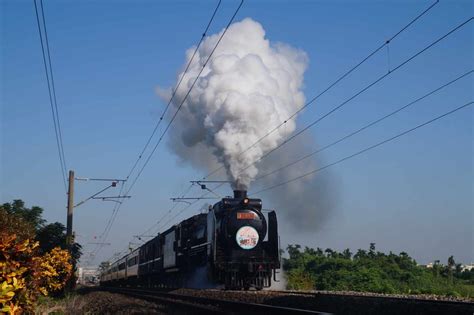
[0,206,35,241]
[36,222,82,264]
[1,200,82,290]
[342,249,352,259]
[447,256,455,284]
[283,244,473,297]
[369,243,376,258]
[37,223,67,253]
[1,200,45,231]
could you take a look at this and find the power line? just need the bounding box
[98,182,124,240]
[154,186,216,235]
[237,17,473,176]
[161,181,235,232]
[33,0,68,191]
[74,183,115,208]
[254,70,473,182]
[92,5,224,254]
[136,183,194,240]
[128,181,225,257]
[252,101,473,195]
[124,0,223,182]
[96,0,440,259]
[124,0,244,196]
[90,1,245,263]
[87,5,222,259]
[39,0,67,178]
[202,0,440,180]
[102,186,199,264]
[87,181,125,259]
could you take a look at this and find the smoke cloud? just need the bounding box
[158,18,336,231]
[254,132,338,232]
[159,18,308,189]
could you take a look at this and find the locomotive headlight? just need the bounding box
[235,226,259,250]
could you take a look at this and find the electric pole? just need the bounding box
[67,170,74,245]
[65,172,128,246]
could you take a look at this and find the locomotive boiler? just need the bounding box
[100,190,280,290]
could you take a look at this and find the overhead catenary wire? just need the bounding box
[254,69,473,182]
[251,101,473,195]
[135,179,228,244]
[89,1,244,263]
[99,181,125,239]
[202,0,441,180]
[74,184,115,208]
[155,186,218,234]
[88,182,125,258]
[93,2,472,266]
[124,0,223,182]
[94,1,443,260]
[236,17,473,177]
[87,180,126,260]
[127,182,222,256]
[33,0,68,191]
[91,0,225,254]
[39,0,67,178]
[124,0,244,196]
[136,183,194,240]
[121,0,244,211]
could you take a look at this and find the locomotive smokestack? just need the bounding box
[234,190,247,199]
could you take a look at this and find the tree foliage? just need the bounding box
[1,200,45,231]
[0,201,82,266]
[283,244,474,298]
[0,201,80,314]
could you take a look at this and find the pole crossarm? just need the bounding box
[171,197,219,201]
[92,196,131,200]
[190,180,228,197]
[75,177,127,182]
[190,180,231,184]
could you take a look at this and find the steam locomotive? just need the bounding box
[100,190,280,290]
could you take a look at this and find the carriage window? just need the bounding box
[127,256,137,266]
[194,225,205,239]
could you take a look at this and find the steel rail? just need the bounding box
[103,287,331,315]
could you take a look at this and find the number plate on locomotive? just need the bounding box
[237,212,257,219]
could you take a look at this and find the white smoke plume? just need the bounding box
[158,18,308,189]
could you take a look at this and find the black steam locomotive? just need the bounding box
[100,190,280,290]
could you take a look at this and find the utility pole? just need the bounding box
[67,170,74,245]
[65,173,127,246]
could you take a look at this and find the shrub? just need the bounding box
[0,208,73,314]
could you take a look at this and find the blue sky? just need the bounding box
[1,0,472,266]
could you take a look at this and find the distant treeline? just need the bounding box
[283,244,474,298]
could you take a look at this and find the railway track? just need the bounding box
[268,289,473,304]
[100,286,473,314]
[264,290,474,314]
[103,287,331,314]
